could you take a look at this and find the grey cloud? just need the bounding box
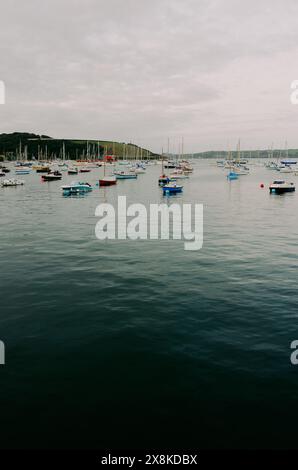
[1,0,298,151]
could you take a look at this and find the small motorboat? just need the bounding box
[42,171,62,181]
[182,166,193,174]
[15,167,31,175]
[0,166,10,174]
[99,176,117,186]
[35,165,50,173]
[1,178,25,187]
[32,165,50,173]
[79,167,91,173]
[15,162,32,167]
[68,167,78,175]
[180,161,193,173]
[269,180,295,194]
[162,182,183,194]
[61,181,93,195]
[265,161,278,170]
[131,166,146,174]
[278,165,293,173]
[164,161,176,169]
[227,171,239,180]
[114,171,137,180]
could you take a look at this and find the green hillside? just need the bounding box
[0,132,159,161]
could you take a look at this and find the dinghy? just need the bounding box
[1,178,25,187]
[162,182,183,194]
[227,171,239,180]
[68,167,78,175]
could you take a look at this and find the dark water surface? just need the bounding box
[0,161,298,449]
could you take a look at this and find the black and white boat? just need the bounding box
[164,161,176,169]
[41,170,62,181]
[1,178,25,187]
[269,180,295,194]
[0,166,10,174]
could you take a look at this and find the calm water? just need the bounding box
[0,160,298,449]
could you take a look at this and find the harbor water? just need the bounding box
[0,161,297,448]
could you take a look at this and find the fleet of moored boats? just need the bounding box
[0,158,194,195]
[0,155,297,194]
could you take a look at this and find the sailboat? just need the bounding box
[159,149,171,186]
[226,143,238,180]
[278,141,295,173]
[99,159,117,186]
[233,140,249,175]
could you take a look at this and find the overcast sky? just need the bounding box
[1,0,298,152]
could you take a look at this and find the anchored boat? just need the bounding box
[227,171,239,180]
[269,180,295,194]
[0,166,10,174]
[170,169,189,179]
[114,171,137,180]
[61,181,93,195]
[162,182,183,194]
[130,166,146,174]
[158,156,171,186]
[99,158,117,186]
[34,165,50,173]
[15,167,31,175]
[68,168,78,175]
[1,178,25,187]
[41,171,62,181]
[99,176,117,186]
[278,165,293,173]
[159,174,171,186]
[164,161,176,169]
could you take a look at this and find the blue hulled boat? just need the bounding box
[61,181,93,196]
[227,171,238,180]
[162,183,183,195]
